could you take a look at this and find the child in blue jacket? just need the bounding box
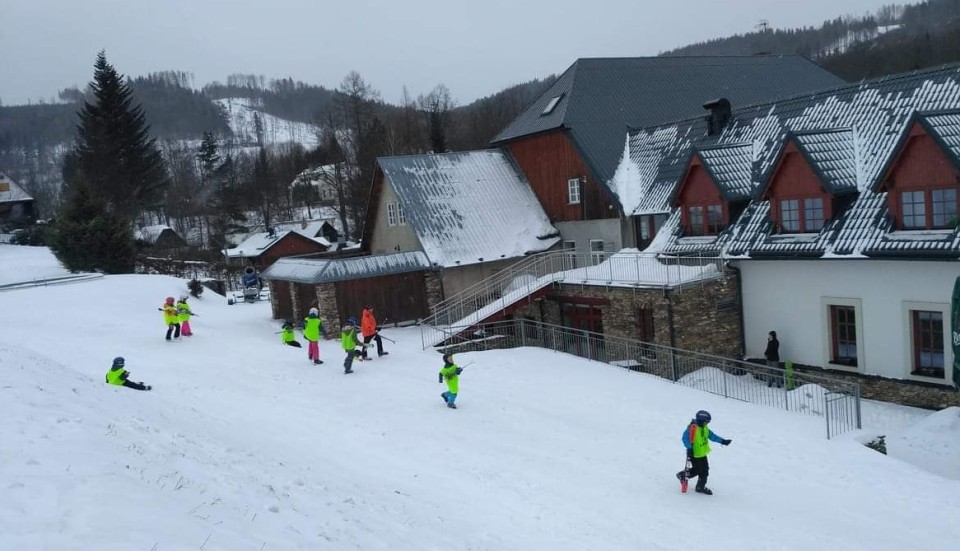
[676,410,731,495]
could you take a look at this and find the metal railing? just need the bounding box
[426,319,861,439]
[421,250,725,347]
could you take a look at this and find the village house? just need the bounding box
[0,172,35,227]
[263,150,560,325]
[224,227,331,272]
[613,65,960,398]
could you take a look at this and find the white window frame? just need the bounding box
[397,201,406,226]
[386,203,398,227]
[902,301,952,384]
[590,239,605,266]
[820,297,865,373]
[567,178,581,205]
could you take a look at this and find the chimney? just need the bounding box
[703,98,731,136]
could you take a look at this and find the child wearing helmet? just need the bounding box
[340,316,365,374]
[676,410,731,495]
[280,320,302,348]
[303,308,324,364]
[438,353,463,409]
[161,296,180,341]
[105,356,152,391]
[176,295,195,337]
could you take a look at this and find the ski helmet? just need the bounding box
[309,307,319,317]
[695,410,712,425]
[347,316,358,326]
[165,296,175,304]
[179,295,188,301]
[442,353,453,364]
[112,356,125,367]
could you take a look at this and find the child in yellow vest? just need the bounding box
[161,296,180,340]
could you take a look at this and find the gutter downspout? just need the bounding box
[728,262,747,359]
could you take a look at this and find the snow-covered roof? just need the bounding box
[375,150,560,268]
[135,225,175,244]
[261,251,431,283]
[223,228,329,258]
[614,65,960,259]
[0,173,33,204]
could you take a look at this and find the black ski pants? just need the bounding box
[122,380,149,391]
[166,322,181,340]
[687,456,710,488]
[361,334,383,358]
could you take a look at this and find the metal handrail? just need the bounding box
[426,319,862,439]
[420,250,725,348]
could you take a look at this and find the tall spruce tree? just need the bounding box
[49,51,164,273]
[73,51,167,218]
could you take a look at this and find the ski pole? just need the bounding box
[378,333,397,344]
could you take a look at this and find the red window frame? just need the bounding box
[778,197,825,233]
[899,188,959,230]
[829,305,857,366]
[686,203,723,236]
[911,310,945,378]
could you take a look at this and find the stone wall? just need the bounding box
[781,362,960,410]
[316,282,339,336]
[424,270,444,309]
[510,272,741,358]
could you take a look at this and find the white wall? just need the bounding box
[555,219,622,255]
[737,259,956,386]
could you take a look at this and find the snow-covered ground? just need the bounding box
[2,245,960,550]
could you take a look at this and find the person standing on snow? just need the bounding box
[304,308,324,364]
[676,410,731,495]
[176,295,195,337]
[340,316,365,374]
[764,330,782,388]
[360,306,388,360]
[161,296,181,341]
[438,353,463,409]
[105,356,152,391]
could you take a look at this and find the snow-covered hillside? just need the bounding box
[2,245,960,550]
[215,97,320,150]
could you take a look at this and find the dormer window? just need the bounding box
[687,204,723,235]
[881,117,960,231]
[899,188,957,229]
[778,197,824,233]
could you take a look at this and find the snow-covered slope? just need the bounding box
[215,97,320,150]
[2,245,960,550]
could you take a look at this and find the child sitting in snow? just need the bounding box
[105,356,152,391]
[280,321,302,348]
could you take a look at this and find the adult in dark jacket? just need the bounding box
[764,330,781,388]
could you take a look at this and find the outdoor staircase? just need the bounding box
[419,250,726,349]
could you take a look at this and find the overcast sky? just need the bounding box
[1,0,899,106]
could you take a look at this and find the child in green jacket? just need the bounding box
[438,353,462,409]
[340,316,365,374]
[280,321,302,348]
[105,356,152,391]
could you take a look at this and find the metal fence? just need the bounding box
[426,319,861,439]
